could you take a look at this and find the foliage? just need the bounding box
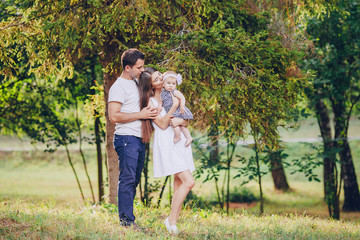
[83,80,105,130]
[0,76,76,149]
[184,191,212,209]
[0,0,342,206]
[303,0,360,215]
[193,135,228,208]
[229,186,259,203]
[157,12,309,147]
[235,145,269,185]
[304,1,360,105]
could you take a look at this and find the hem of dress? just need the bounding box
[154,168,195,178]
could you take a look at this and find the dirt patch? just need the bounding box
[226,202,258,209]
[0,217,31,232]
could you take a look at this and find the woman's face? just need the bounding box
[151,71,163,89]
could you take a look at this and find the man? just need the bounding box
[108,48,157,228]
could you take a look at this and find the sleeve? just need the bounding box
[108,83,126,103]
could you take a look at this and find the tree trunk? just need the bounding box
[104,71,118,204]
[101,41,121,204]
[65,144,85,203]
[208,125,219,164]
[141,143,150,206]
[269,151,290,192]
[226,154,231,214]
[208,125,223,208]
[157,176,169,208]
[75,99,96,203]
[315,99,336,199]
[255,144,264,215]
[95,115,104,203]
[315,98,340,219]
[333,101,360,212]
[89,58,104,203]
[340,139,360,211]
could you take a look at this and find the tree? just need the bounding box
[0,72,89,202]
[267,148,291,192]
[0,2,103,203]
[305,0,360,214]
[1,0,172,204]
[1,0,311,205]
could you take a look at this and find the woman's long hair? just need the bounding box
[139,67,157,143]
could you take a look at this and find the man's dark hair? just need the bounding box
[121,48,145,69]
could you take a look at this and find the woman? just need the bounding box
[139,67,195,234]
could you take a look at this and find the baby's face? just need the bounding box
[163,77,177,91]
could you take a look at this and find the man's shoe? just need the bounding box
[121,221,145,232]
[130,222,144,231]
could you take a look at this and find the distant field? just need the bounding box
[1,116,359,150]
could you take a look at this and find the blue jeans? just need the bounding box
[113,135,145,225]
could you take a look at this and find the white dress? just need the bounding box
[151,98,195,178]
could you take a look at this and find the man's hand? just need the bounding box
[140,106,158,119]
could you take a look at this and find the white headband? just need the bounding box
[163,73,183,85]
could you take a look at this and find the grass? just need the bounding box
[1,197,360,239]
[1,116,360,239]
[1,145,360,239]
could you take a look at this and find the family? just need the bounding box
[108,48,195,233]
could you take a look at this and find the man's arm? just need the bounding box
[108,102,157,123]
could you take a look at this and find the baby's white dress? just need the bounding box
[151,98,195,178]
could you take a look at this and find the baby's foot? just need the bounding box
[185,137,193,147]
[174,136,181,143]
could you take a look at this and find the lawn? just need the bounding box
[1,117,360,239]
[1,194,360,239]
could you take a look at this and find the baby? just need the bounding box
[160,71,193,147]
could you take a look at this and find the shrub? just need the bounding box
[230,187,259,203]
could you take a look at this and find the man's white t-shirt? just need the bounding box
[108,77,142,138]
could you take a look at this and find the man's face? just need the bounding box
[128,59,145,79]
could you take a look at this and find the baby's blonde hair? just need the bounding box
[163,71,177,80]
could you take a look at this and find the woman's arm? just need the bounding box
[152,94,180,130]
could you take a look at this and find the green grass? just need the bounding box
[1,197,360,239]
[0,150,108,207]
[1,116,360,238]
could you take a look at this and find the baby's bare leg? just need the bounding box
[173,126,181,143]
[180,126,193,147]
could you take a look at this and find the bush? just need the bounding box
[184,191,212,209]
[230,187,259,203]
